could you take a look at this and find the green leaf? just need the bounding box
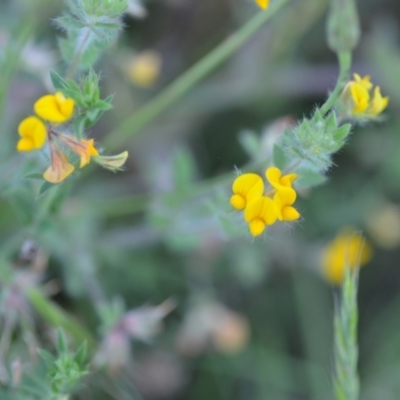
[38,181,55,196]
[38,348,55,365]
[72,114,86,139]
[57,329,68,353]
[95,22,122,30]
[58,37,75,64]
[325,112,338,130]
[312,109,324,123]
[273,144,290,170]
[295,169,327,188]
[66,78,81,93]
[95,98,113,111]
[74,342,87,366]
[334,123,352,141]
[86,108,103,124]
[50,71,68,91]
[23,172,44,180]
[55,15,85,31]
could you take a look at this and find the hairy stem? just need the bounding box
[320,51,352,115]
[106,0,292,150]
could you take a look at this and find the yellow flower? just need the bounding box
[34,92,75,123]
[244,196,278,236]
[353,73,373,90]
[369,86,389,116]
[265,166,298,191]
[230,173,264,211]
[273,188,300,221]
[17,116,47,152]
[349,82,369,113]
[57,135,99,168]
[43,142,75,183]
[343,74,389,118]
[322,229,372,285]
[126,50,162,87]
[255,0,270,10]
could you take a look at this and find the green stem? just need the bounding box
[66,29,91,79]
[26,288,96,349]
[320,51,352,115]
[333,266,360,400]
[34,185,61,228]
[105,0,291,150]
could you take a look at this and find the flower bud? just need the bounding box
[93,151,128,171]
[327,0,360,52]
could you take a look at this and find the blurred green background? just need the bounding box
[2,0,400,399]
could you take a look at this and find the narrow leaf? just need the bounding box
[50,71,68,91]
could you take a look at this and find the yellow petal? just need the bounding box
[255,0,270,9]
[17,137,35,152]
[248,219,266,236]
[369,86,389,116]
[349,82,370,113]
[230,194,246,210]
[57,135,99,168]
[17,116,47,151]
[274,187,296,206]
[80,139,99,167]
[34,92,75,123]
[353,74,373,90]
[265,167,282,188]
[281,206,300,221]
[43,145,75,183]
[231,173,264,209]
[280,173,297,186]
[244,196,277,226]
[322,230,372,285]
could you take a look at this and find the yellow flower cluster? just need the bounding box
[322,229,372,285]
[255,0,270,10]
[17,92,127,184]
[342,74,389,118]
[230,167,300,236]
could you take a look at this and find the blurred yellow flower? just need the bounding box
[126,50,161,87]
[17,116,47,152]
[342,74,389,118]
[255,0,270,10]
[17,92,128,184]
[43,142,75,184]
[322,229,372,285]
[230,173,264,210]
[34,92,75,123]
[58,136,99,168]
